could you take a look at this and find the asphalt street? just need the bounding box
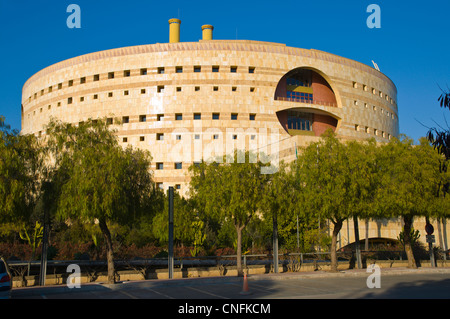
[11,267,450,300]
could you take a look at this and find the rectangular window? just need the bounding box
[213,134,219,140]
[140,136,145,141]
[174,162,182,169]
[93,94,98,100]
[157,86,164,93]
[249,67,255,73]
[194,113,201,120]
[68,80,73,87]
[93,74,99,81]
[156,163,164,170]
[156,133,164,141]
[175,184,181,190]
[175,134,181,140]
[80,97,84,102]
[195,86,200,91]
[139,115,147,122]
[176,66,183,73]
[232,134,238,140]
[175,113,182,120]
[58,83,63,89]
[176,87,182,92]
[124,90,129,96]
[249,114,256,121]
[194,134,200,140]
[124,70,130,77]
[108,92,113,97]
[157,67,164,74]
[231,113,238,120]
[122,116,129,124]
[212,66,219,72]
[80,77,86,84]
[106,118,113,125]
[48,86,53,93]
[157,114,164,121]
[108,72,114,79]
[232,86,237,92]
[213,86,218,91]
[212,113,220,120]
[194,66,201,72]
[123,137,128,143]
[67,97,73,104]
[230,66,237,73]
[141,89,146,94]
[140,68,147,75]
[156,182,163,189]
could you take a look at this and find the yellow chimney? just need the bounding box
[201,25,214,40]
[169,18,181,43]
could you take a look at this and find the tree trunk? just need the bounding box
[235,224,245,277]
[99,218,115,283]
[403,215,417,269]
[330,219,343,272]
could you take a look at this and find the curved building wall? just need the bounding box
[21,39,399,194]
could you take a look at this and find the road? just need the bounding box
[11,267,450,300]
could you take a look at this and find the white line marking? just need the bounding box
[144,287,175,299]
[186,286,229,299]
[118,290,138,299]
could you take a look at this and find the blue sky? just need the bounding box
[0,0,448,142]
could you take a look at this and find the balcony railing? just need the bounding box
[275,96,337,107]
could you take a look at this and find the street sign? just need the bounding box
[426,234,435,243]
[425,223,434,235]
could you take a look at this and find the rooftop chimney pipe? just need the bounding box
[169,18,181,43]
[201,24,214,40]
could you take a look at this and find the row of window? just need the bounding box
[286,91,313,102]
[353,100,396,120]
[118,112,256,124]
[26,86,258,118]
[355,124,392,140]
[26,66,257,103]
[352,81,395,106]
[122,132,256,143]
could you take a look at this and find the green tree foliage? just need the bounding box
[189,150,266,276]
[293,131,379,271]
[45,118,157,283]
[151,191,197,247]
[0,116,42,225]
[373,136,443,268]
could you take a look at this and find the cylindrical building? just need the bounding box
[21,20,399,195]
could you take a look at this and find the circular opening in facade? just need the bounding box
[275,68,340,137]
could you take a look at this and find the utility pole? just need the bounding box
[353,216,362,269]
[39,210,49,286]
[168,186,174,278]
[425,218,436,268]
[273,212,278,273]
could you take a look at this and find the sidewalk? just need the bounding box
[246,266,450,281]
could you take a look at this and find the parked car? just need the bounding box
[0,258,11,299]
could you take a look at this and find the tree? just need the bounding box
[0,115,42,225]
[189,150,266,276]
[293,131,378,271]
[427,90,450,160]
[151,191,198,249]
[45,118,156,283]
[260,161,295,269]
[373,136,441,268]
